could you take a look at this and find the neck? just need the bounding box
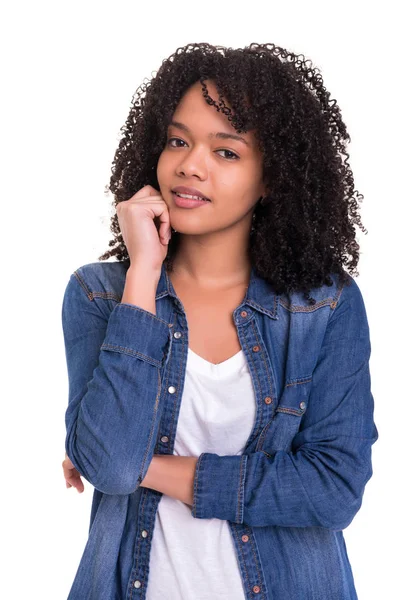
[170,227,252,290]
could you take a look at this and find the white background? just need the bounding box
[1,1,397,598]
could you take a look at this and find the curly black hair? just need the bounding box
[98,42,367,301]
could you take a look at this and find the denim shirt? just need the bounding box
[61,259,379,600]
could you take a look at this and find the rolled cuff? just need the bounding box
[101,303,171,367]
[191,452,247,523]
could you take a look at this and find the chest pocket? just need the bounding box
[255,376,312,456]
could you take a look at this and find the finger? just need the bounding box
[158,208,171,242]
[63,464,77,479]
[63,456,75,469]
[133,185,163,200]
[66,473,84,493]
[63,463,84,493]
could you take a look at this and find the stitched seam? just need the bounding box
[248,530,266,599]
[168,313,182,449]
[231,526,252,594]
[256,418,273,451]
[116,303,170,327]
[192,452,204,518]
[327,278,346,322]
[72,272,122,303]
[276,407,304,416]
[91,291,121,301]
[236,455,247,523]
[246,297,277,318]
[140,491,158,599]
[285,378,312,387]
[138,369,162,482]
[279,298,333,312]
[251,319,274,410]
[73,271,93,300]
[129,487,148,600]
[242,325,262,439]
[100,343,161,367]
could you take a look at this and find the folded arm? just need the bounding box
[191,278,379,530]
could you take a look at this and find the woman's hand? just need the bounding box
[116,184,171,273]
[62,452,84,493]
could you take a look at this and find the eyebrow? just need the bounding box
[168,120,250,147]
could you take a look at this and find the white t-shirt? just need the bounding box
[147,347,257,599]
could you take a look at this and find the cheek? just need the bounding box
[216,173,259,203]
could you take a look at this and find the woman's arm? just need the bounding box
[140,455,198,506]
[189,278,379,530]
[62,267,171,496]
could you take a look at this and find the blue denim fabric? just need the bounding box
[62,260,378,599]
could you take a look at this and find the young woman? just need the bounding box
[62,42,379,600]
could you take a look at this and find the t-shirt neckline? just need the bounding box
[187,347,247,377]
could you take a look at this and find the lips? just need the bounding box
[172,193,211,208]
[172,186,211,201]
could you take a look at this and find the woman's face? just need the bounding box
[157,79,267,236]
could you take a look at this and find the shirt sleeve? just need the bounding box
[61,270,171,495]
[191,277,379,530]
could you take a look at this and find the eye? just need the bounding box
[167,137,186,148]
[166,137,239,161]
[217,149,239,160]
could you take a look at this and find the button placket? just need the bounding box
[159,327,181,449]
[129,319,190,596]
[230,308,272,599]
[232,523,266,599]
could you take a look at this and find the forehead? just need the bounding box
[170,80,257,146]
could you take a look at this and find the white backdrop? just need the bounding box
[1,1,396,598]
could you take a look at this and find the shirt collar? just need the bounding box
[156,262,279,320]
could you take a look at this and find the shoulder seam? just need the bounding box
[329,275,351,314]
[73,269,122,303]
[73,270,93,301]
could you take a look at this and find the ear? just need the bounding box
[258,186,269,203]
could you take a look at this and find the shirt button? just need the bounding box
[160,435,169,443]
[168,386,176,394]
[299,401,306,410]
[133,580,142,589]
[240,310,248,317]
[253,585,261,593]
[252,345,260,352]
[241,534,249,542]
[141,530,148,538]
[173,331,182,339]
[264,396,272,405]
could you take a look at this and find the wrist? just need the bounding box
[126,266,160,285]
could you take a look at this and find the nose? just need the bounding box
[176,146,207,179]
